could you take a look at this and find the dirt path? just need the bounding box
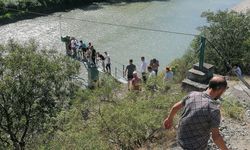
[219,77,250,150]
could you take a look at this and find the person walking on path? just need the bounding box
[147,66,156,78]
[163,76,229,150]
[125,59,136,90]
[164,67,174,82]
[104,52,111,74]
[131,71,142,91]
[140,56,147,83]
[150,58,160,76]
[147,66,157,91]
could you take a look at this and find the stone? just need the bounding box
[182,78,208,92]
[182,62,214,92]
[187,68,208,84]
[193,63,214,74]
[241,122,247,126]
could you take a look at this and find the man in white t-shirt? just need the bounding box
[148,66,156,78]
[140,56,147,83]
[147,66,157,91]
[104,52,111,74]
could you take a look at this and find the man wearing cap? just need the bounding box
[163,76,229,150]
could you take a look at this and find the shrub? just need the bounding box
[0,40,80,149]
[33,75,185,149]
[221,99,245,121]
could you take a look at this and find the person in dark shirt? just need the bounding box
[150,58,160,76]
[163,76,229,150]
[79,40,87,59]
[91,46,96,64]
[125,59,136,90]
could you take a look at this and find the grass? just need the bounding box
[25,75,186,150]
[221,99,245,121]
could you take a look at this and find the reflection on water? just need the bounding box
[0,0,241,71]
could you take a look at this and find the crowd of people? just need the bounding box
[67,37,111,73]
[67,38,174,91]
[124,57,174,91]
[66,38,242,149]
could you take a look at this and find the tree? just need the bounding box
[0,40,80,150]
[199,11,250,74]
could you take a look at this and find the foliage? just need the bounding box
[170,46,199,82]
[0,40,80,150]
[32,75,185,150]
[200,11,250,74]
[221,99,245,121]
[0,0,94,22]
[170,11,250,81]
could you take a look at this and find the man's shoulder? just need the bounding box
[130,64,136,68]
[181,91,205,104]
[188,91,203,97]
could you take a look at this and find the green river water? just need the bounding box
[0,0,242,73]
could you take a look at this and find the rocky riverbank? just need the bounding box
[211,78,250,150]
[208,118,250,150]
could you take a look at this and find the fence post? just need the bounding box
[123,65,125,78]
[115,67,118,78]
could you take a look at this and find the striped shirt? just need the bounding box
[177,91,221,150]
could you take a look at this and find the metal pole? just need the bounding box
[123,65,125,78]
[199,36,206,70]
[115,67,117,78]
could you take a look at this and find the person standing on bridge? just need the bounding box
[140,56,147,83]
[104,52,111,74]
[70,37,77,58]
[79,40,87,60]
[97,52,105,72]
[125,59,136,90]
[163,76,229,150]
[91,46,96,64]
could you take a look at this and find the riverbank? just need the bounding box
[0,0,162,26]
[0,0,94,25]
[232,0,250,13]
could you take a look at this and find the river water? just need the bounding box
[0,0,241,72]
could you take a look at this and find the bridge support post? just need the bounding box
[199,36,206,70]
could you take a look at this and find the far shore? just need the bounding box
[232,0,250,13]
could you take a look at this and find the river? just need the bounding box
[0,0,242,73]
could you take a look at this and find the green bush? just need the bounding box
[171,11,250,80]
[170,47,198,82]
[0,40,80,150]
[199,11,250,75]
[30,75,185,149]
